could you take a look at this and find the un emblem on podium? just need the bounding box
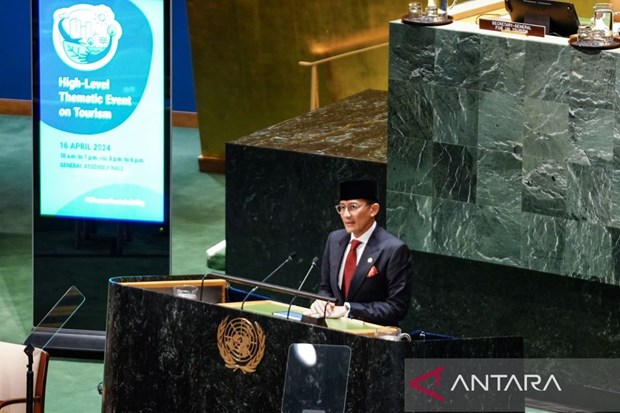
[217,316,266,373]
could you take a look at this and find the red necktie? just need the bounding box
[342,239,362,299]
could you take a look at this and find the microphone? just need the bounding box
[199,241,228,302]
[199,272,210,302]
[240,252,297,310]
[286,256,319,319]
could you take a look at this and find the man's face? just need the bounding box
[337,199,380,237]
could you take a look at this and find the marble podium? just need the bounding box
[102,275,522,412]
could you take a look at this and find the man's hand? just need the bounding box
[306,299,331,316]
[304,300,348,319]
[324,305,347,318]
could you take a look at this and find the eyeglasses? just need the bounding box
[335,203,368,214]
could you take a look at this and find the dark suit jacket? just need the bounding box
[318,225,412,326]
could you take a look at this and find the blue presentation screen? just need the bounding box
[35,0,169,223]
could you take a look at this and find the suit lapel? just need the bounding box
[330,232,350,302]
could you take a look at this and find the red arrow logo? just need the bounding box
[408,366,445,402]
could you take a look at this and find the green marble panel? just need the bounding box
[611,104,620,227]
[473,205,522,267]
[478,36,525,97]
[521,212,567,274]
[478,91,524,153]
[561,220,612,282]
[387,135,433,196]
[236,90,387,162]
[432,197,477,259]
[432,142,477,203]
[476,149,522,210]
[524,42,572,103]
[608,169,620,228]
[608,227,620,283]
[522,155,567,218]
[522,97,573,162]
[615,57,620,112]
[388,24,436,83]
[568,106,614,165]
[614,110,620,168]
[386,191,433,252]
[566,162,613,225]
[434,30,481,89]
[388,79,433,140]
[432,85,479,147]
[569,49,616,110]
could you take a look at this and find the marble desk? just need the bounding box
[387,20,620,357]
[226,90,388,294]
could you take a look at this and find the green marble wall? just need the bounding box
[387,23,620,285]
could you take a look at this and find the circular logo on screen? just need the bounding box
[52,4,123,71]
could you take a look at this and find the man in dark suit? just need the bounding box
[308,180,412,326]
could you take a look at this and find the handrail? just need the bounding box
[298,0,505,111]
[298,42,389,111]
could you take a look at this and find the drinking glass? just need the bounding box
[173,285,198,300]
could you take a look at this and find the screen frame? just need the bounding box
[504,0,580,37]
[32,0,171,224]
[30,0,172,352]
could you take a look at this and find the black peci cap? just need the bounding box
[339,180,378,203]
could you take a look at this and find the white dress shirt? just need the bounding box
[337,221,377,289]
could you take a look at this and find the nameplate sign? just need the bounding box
[479,19,546,37]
